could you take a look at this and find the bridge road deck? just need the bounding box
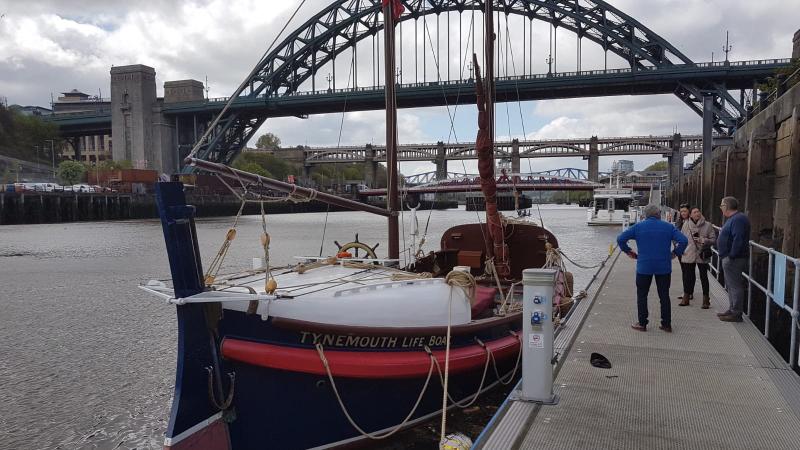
[479,252,800,449]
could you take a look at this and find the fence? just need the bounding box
[663,206,799,369]
[709,239,800,367]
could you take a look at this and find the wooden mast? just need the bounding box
[479,0,511,278]
[383,1,400,260]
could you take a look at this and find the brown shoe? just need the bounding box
[702,295,710,309]
[631,323,647,332]
[659,325,673,332]
[719,314,743,322]
[678,294,691,306]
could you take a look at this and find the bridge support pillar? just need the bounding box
[668,133,683,188]
[588,136,599,182]
[111,65,158,170]
[702,95,714,218]
[511,139,521,175]
[435,141,447,181]
[364,144,379,187]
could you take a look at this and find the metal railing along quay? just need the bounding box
[663,206,800,370]
[707,235,800,367]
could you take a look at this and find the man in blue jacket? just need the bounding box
[618,204,688,332]
[717,196,751,322]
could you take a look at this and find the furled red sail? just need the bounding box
[473,54,510,279]
[382,0,404,21]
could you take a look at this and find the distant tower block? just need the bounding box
[793,29,800,59]
[111,65,158,170]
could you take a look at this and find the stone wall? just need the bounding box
[666,82,800,258]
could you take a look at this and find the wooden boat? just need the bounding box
[141,2,561,449]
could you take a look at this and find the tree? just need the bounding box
[232,160,273,178]
[98,159,133,171]
[0,105,62,163]
[255,133,281,150]
[644,161,668,171]
[56,160,86,185]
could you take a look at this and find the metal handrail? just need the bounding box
[704,223,800,367]
[663,208,799,367]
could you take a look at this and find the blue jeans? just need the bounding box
[636,273,672,327]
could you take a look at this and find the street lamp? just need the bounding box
[44,139,56,176]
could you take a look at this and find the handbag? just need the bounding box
[691,229,713,261]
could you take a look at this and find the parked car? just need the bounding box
[32,183,62,192]
[72,184,95,193]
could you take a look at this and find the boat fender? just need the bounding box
[440,432,473,450]
[266,278,278,294]
[337,251,353,258]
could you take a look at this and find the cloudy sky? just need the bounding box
[1,0,798,173]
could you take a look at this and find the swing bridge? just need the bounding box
[358,168,659,196]
[43,0,792,177]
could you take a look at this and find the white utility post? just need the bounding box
[518,268,559,404]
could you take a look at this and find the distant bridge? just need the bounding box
[360,170,657,196]
[303,134,713,164]
[294,133,723,185]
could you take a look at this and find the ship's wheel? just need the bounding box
[334,234,380,259]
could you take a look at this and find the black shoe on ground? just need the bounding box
[719,314,743,322]
[631,323,647,332]
[659,325,673,332]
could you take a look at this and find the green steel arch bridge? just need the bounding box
[45,0,792,170]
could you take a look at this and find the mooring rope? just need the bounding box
[488,332,523,386]
[315,343,436,440]
[431,338,491,409]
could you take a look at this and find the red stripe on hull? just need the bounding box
[221,334,520,379]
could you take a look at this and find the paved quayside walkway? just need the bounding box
[482,252,800,449]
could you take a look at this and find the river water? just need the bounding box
[0,205,619,449]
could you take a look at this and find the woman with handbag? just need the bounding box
[679,207,717,308]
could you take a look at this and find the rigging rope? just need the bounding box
[203,198,247,286]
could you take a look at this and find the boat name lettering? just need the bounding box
[299,332,447,348]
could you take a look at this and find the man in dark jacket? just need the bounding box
[618,204,688,332]
[717,196,751,322]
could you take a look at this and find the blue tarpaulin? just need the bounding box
[773,254,787,307]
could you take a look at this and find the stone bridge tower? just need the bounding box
[110,65,158,170]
